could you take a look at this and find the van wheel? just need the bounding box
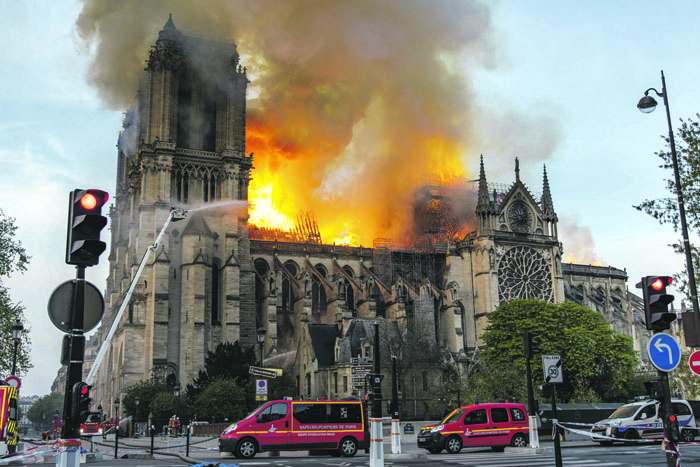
[681,429,695,442]
[446,435,462,454]
[511,433,528,448]
[236,438,257,459]
[623,429,640,445]
[340,437,358,457]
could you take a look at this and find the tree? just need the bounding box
[634,114,700,299]
[122,376,173,420]
[480,299,639,402]
[193,380,247,423]
[26,393,63,428]
[0,210,31,376]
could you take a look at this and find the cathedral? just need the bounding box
[84,17,653,418]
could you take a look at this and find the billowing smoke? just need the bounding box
[75,0,558,246]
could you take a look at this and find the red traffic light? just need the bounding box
[651,277,672,290]
[79,190,109,211]
[669,415,677,422]
[80,385,89,395]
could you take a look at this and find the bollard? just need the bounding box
[369,417,384,467]
[150,425,155,456]
[391,418,401,454]
[56,439,81,467]
[186,425,190,457]
[528,415,540,448]
[114,425,119,459]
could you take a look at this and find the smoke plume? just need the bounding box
[75,0,557,246]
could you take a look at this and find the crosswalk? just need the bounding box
[423,452,629,467]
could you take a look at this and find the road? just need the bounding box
[18,434,700,467]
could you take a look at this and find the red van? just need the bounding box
[417,402,529,453]
[219,399,369,459]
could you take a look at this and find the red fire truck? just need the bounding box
[79,412,104,436]
[0,382,19,454]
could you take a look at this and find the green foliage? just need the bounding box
[122,376,173,420]
[481,299,639,402]
[634,114,700,299]
[671,354,700,399]
[26,393,63,425]
[0,210,31,376]
[188,342,257,398]
[192,380,247,423]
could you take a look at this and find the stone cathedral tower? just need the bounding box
[90,17,256,408]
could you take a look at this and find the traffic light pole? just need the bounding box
[659,370,678,467]
[61,266,86,439]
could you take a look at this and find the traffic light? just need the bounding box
[667,414,680,443]
[637,276,675,331]
[66,189,109,267]
[538,384,552,398]
[644,380,665,401]
[71,382,92,423]
[524,331,540,359]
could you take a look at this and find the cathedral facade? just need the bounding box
[86,18,652,416]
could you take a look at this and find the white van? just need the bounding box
[591,399,696,444]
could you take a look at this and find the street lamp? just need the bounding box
[11,319,23,375]
[134,397,139,422]
[173,384,180,421]
[257,327,266,365]
[638,70,700,344]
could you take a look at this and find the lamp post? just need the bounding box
[11,319,23,375]
[638,70,700,345]
[256,327,267,365]
[114,398,120,459]
[134,397,140,436]
[173,384,180,421]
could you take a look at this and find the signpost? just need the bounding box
[249,366,279,378]
[256,379,268,402]
[542,355,563,384]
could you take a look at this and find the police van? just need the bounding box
[591,399,696,444]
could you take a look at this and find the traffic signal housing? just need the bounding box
[66,189,109,267]
[71,382,92,423]
[637,276,675,331]
[667,414,680,443]
[524,331,540,359]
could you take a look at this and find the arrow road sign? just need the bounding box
[648,333,681,372]
[249,366,279,378]
[351,366,372,374]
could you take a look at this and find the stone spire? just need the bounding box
[515,157,520,183]
[541,164,556,220]
[476,155,492,214]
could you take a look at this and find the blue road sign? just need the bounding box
[648,333,681,372]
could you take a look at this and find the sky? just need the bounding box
[1,0,699,396]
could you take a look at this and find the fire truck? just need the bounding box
[79,412,104,436]
[0,382,19,455]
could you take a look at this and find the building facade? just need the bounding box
[85,18,652,413]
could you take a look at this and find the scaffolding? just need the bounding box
[249,212,322,244]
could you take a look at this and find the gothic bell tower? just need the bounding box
[92,16,256,410]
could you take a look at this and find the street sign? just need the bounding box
[689,350,700,376]
[256,379,268,395]
[351,366,372,374]
[256,395,267,401]
[648,333,681,372]
[351,377,366,383]
[352,358,373,365]
[542,355,563,383]
[48,280,104,332]
[249,366,279,378]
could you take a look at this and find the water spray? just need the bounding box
[86,207,187,385]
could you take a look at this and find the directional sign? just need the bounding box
[351,366,372,375]
[352,358,373,365]
[648,333,681,372]
[351,377,366,383]
[249,366,279,378]
[689,350,700,376]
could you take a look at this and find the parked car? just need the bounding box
[417,402,529,454]
[591,399,696,444]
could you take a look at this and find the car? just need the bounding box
[416,402,529,454]
[591,399,696,445]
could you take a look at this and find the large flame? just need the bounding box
[74,1,563,248]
